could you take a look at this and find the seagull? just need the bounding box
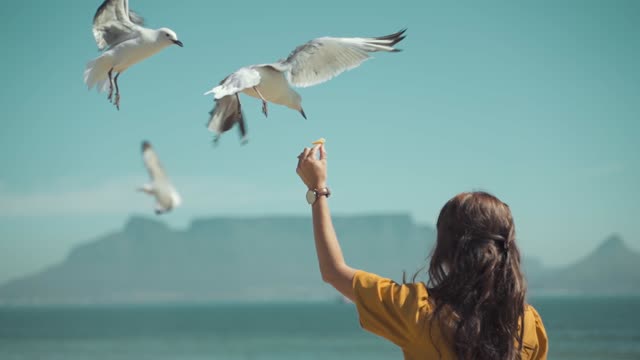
[204,29,407,144]
[138,141,182,215]
[83,0,183,110]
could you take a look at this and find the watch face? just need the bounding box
[306,190,316,205]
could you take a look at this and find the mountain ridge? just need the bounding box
[0,215,637,305]
[0,214,434,305]
[528,233,640,295]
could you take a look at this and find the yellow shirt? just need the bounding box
[352,270,548,360]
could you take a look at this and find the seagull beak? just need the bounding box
[173,40,184,47]
[300,108,307,120]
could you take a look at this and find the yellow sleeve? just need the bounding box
[352,270,430,348]
[531,306,549,359]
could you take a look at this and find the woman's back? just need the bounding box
[352,270,548,360]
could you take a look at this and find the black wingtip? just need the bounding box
[375,29,408,50]
[142,141,152,152]
[376,28,407,41]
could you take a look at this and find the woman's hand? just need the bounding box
[296,144,327,190]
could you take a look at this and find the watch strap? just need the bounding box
[314,187,331,198]
[307,187,331,205]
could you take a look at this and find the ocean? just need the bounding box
[1,297,638,360]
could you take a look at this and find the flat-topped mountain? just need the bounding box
[0,214,435,305]
[0,217,636,305]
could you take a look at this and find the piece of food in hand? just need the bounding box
[311,138,326,145]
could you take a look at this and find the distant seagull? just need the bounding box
[84,0,183,110]
[138,141,182,215]
[204,29,407,144]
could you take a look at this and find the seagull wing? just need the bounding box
[128,10,144,26]
[141,141,169,184]
[92,0,143,51]
[204,67,262,100]
[207,95,248,144]
[281,29,407,88]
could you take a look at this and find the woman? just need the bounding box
[296,144,548,360]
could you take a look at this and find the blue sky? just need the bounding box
[0,0,638,284]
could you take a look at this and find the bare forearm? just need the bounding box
[295,143,355,299]
[311,196,356,300]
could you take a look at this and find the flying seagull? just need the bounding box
[83,0,183,110]
[204,29,407,144]
[138,141,182,215]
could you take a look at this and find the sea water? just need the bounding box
[1,297,638,360]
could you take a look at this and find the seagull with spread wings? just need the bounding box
[204,29,407,144]
[138,141,182,215]
[84,0,183,110]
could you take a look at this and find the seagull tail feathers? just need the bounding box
[207,95,246,144]
[84,54,112,92]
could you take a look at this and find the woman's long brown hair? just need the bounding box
[427,192,527,360]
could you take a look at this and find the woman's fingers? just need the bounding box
[307,144,321,160]
[319,144,326,160]
[296,144,327,190]
[297,148,309,166]
[296,153,304,170]
[297,148,311,175]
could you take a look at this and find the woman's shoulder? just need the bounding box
[525,304,544,324]
[352,270,432,309]
[353,270,428,290]
[523,304,546,333]
[522,304,548,358]
[351,270,433,348]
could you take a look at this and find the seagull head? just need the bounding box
[157,28,183,47]
[286,91,305,119]
[141,140,152,152]
[284,91,302,111]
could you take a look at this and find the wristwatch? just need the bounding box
[306,187,331,205]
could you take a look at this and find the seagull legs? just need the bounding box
[107,68,114,103]
[113,73,121,110]
[253,86,268,117]
[236,94,248,145]
[106,68,121,110]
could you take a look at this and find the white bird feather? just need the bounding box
[139,141,182,215]
[204,29,407,144]
[84,0,183,110]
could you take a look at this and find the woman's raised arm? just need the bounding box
[296,144,357,301]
